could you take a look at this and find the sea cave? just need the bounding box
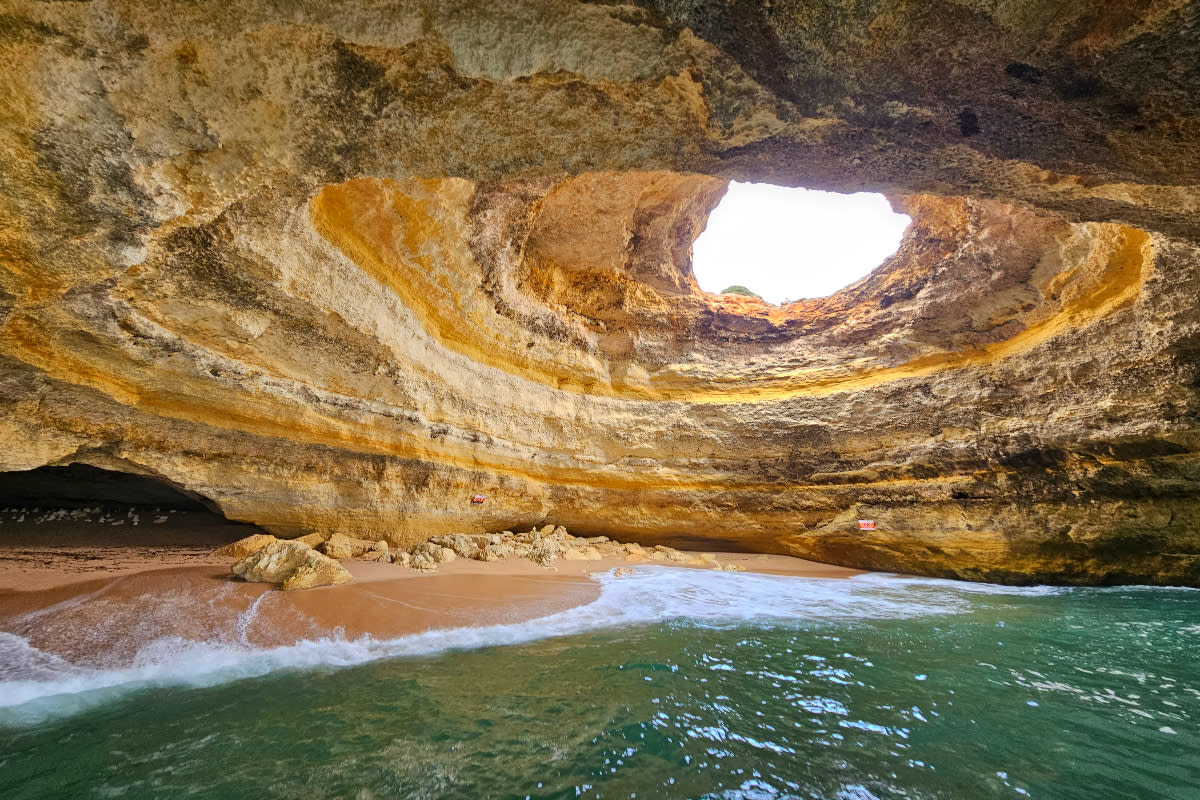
[2,1,1199,796]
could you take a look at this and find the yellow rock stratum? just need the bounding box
[2,0,1199,584]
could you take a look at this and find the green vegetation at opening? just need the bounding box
[719,285,762,299]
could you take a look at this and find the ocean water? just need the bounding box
[1,567,1198,799]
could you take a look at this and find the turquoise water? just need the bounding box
[2,569,1198,799]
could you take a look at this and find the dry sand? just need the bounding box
[0,511,262,591]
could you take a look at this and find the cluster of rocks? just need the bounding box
[0,506,174,526]
[308,524,747,573]
[418,526,747,573]
[216,525,744,589]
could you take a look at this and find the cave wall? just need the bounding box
[2,0,1199,584]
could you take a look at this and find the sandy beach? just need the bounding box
[0,514,862,666]
[0,510,265,592]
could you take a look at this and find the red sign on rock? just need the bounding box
[857,520,876,530]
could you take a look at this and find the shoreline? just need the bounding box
[0,524,863,666]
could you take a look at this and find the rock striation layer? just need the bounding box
[2,1,1199,584]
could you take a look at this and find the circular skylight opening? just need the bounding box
[691,183,911,304]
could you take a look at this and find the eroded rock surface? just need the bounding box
[2,1,1200,584]
[320,533,386,560]
[213,533,277,560]
[231,541,352,591]
[411,526,721,571]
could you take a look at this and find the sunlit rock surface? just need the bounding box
[232,541,352,591]
[2,1,1199,584]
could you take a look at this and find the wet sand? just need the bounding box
[0,517,863,666]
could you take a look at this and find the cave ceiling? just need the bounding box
[2,0,1199,584]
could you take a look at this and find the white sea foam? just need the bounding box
[843,572,1072,597]
[0,567,1084,725]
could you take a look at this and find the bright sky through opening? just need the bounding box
[692,183,911,304]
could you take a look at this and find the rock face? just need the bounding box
[232,541,352,591]
[319,533,385,560]
[2,1,1200,585]
[415,526,715,570]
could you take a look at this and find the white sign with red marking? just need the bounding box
[857,520,876,530]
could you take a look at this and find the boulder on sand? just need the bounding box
[232,540,352,590]
[213,533,277,559]
[528,537,561,566]
[320,532,380,559]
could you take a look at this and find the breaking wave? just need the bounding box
[0,567,1099,726]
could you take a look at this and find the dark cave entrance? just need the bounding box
[0,463,213,511]
[0,463,263,548]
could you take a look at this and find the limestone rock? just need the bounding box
[232,541,352,590]
[359,543,391,563]
[411,542,456,564]
[320,533,378,560]
[528,538,562,567]
[562,547,603,561]
[653,546,690,564]
[213,534,277,559]
[282,558,355,590]
[3,1,1200,586]
[409,554,439,571]
[430,533,486,559]
[472,545,504,562]
[293,533,328,549]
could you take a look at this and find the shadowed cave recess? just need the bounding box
[0,464,266,550]
[0,464,214,511]
[2,0,1199,586]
